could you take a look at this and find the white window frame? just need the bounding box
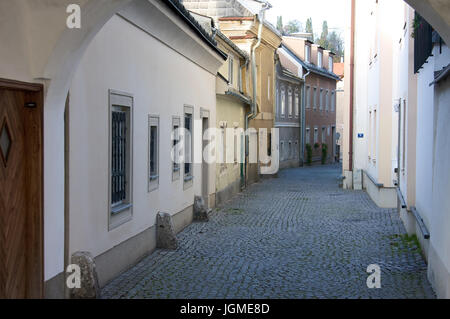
[314,127,318,144]
[288,141,292,159]
[331,91,336,112]
[294,90,299,117]
[306,127,311,145]
[229,56,234,85]
[305,45,311,63]
[172,116,181,181]
[288,87,293,118]
[280,86,286,117]
[322,127,326,143]
[306,86,311,109]
[313,87,317,110]
[329,56,333,72]
[320,88,324,110]
[148,115,159,192]
[108,90,133,230]
[184,105,194,189]
[318,51,323,68]
[326,90,329,111]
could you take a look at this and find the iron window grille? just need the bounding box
[111,110,127,206]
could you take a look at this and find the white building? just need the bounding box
[343,0,450,298]
[0,0,225,298]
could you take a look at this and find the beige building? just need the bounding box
[342,0,397,208]
[214,30,252,205]
[218,16,282,182]
[334,62,344,163]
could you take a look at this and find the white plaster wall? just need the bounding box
[431,78,450,280]
[416,59,435,228]
[392,0,412,199]
[352,0,370,178]
[68,14,217,258]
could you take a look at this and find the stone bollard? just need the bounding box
[156,212,178,250]
[193,196,210,222]
[69,251,101,299]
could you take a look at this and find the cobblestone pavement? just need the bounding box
[102,165,435,299]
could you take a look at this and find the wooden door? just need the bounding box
[0,79,43,298]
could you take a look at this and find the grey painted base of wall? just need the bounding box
[45,204,195,298]
[95,205,193,288]
[44,271,66,299]
[362,172,396,208]
[95,225,157,288]
[342,170,353,189]
[399,207,430,262]
[216,179,241,207]
[279,160,300,170]
[428,243,450,298]
[399,206,449,298]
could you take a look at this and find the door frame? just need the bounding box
[0,78,44,298]
[200,108,209,208]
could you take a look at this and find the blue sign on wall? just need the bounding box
[358,133,364,138]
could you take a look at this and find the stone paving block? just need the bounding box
[102,165,436,299]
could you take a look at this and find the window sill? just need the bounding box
[109,203,133,231]
[111,203,133,215]
[183,175,193,190]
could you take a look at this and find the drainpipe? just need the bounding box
[349,0,355,174]
[300,69,311,164]
[244,0,271,186]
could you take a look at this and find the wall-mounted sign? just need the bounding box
[358,133,364,138]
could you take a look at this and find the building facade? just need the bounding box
[334,62,345,163]
[274,60,303,169]
[0,0,226,298]
[342,0,450,298]
[281,37,339,165]
[214,30,251,205]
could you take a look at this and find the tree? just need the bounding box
[276,16,284,35]
[283,19,303,35]
[305,17,314,41]
[327,31,344,61]
[318,20,329,49]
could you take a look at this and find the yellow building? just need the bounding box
[214,31,251,206]
[218,16,282,183]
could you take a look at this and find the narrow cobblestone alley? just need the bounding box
[102,165,435,299]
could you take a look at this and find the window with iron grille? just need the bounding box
[111,110,127,206]
[184,106,194,188]
[109,90,133,230]
[148,115,159,192]
[172,116,181,181]
[413,12,434,74]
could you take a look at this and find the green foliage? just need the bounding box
[318,21,329,49]
[388,234,422,255]
[305,17,314,41]
[314,143,320,150]
[305,143,313,166]
[411,14,422,38]
[321,143,328,165]
[318,20,344,62]
[276,16,284,35]
[283,19,303,35]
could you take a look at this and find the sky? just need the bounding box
[264,0,348,39]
